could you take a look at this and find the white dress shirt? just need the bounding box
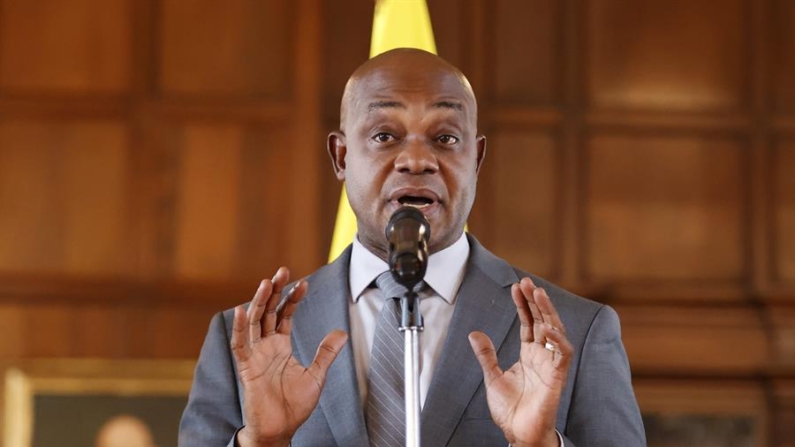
[347,233,564,447]
[348,232,469,408]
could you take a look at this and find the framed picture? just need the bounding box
[1,359,195,447]
[636,378,768,447]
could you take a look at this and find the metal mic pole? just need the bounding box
[385,206,429,447]
[400,290,423,447]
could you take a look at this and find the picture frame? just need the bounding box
[635,378,769,447]
[1,359,195,447]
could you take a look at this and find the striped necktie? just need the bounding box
[367,271,425,447]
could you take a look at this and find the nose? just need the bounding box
[394,138,439,174]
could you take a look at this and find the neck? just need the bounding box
[358,237,389,263]
[357,231,465,263]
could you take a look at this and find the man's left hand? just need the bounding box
[468,277,573,447]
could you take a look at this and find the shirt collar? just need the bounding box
[349,232,470,304]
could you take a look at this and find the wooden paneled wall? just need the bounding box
[0,0,322,357]
[0,0,794,445]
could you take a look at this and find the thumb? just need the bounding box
[307,330,349,385]
[468,331,503,385]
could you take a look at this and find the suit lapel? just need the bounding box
[420,235,519,446]
[291,247,369,446]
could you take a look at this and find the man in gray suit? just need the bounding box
[179,48,646,447]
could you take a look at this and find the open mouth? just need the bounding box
[397,195,434,209]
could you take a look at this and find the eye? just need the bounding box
[436,134,459,145]
[372,132,395,143]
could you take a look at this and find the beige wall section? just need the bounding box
[0,0,793,445]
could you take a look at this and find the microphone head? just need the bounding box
[385,207,431,289]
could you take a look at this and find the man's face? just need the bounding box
[328,51,486,259]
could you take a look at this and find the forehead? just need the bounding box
[346,66,476,122]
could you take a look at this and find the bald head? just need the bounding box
[327,47,486,259]
[94,415,157,447]
[340,48,478,131]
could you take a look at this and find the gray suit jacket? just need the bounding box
[179,235,646,446]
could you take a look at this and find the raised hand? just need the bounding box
[468,277,573,447]
[231,267,348,447]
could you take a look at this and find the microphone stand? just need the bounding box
[384,205,430,447]
[399,289,423,447]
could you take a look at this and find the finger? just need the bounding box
[231,306,251,362]
[468,331,503,386]
[248,280,272,342]
[511,283,534,343]
[533,287,566,335]
[263,267,290,336]
[536,324,574,370]
[276,279,308,335]
[306,330,349,387]
[518,277,545,342]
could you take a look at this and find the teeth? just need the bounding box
[398,196,433,207]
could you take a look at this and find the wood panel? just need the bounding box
[585,133,745,283]
[0,304,24,358]
[317,0,371,250]
[72,306,123,358]
[21,305,75,357]
[586,0,748,112]
[0,120,131,276]
[173,125,243,280]
[0,297,226,360]
[488,0,561,106]
[319,0,372,121]
[0,0,131,93]
[158,0,293,98]
[148,122,294,281]
[774,138,795,284]
[772,0,795,112]
[233,129,300,279]
[618,305,767,374]
[150,306,222,358]
[484,130,558,277]
[426,0,469,70]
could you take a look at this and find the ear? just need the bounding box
[327,131,347,181]
[474,134,487,174]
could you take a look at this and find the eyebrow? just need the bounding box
[433,101,464,111]
[367,101,404,111]
[366,100,464,112]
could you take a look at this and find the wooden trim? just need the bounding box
[560,0,585,287]
[0,275,254,307]
[585,110,753,131]
[0,96,292,124]
[287,0,323,272]
[486,106,564,127]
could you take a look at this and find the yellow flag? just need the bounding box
[369,0,437,58]
[328,0,437,261]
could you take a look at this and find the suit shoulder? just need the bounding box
[218,252,350,327]
[511,267,608,328]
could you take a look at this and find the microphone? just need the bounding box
[385,206,431,290]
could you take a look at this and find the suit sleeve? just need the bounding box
[562,305,646,447]
[178,311,244,447]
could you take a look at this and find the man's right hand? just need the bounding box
[231,267,348,447]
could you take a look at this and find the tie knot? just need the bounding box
[375,271,425,300]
